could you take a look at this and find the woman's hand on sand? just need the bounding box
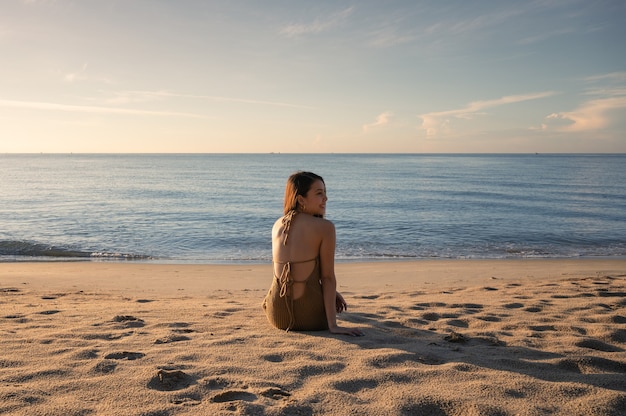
[335,292,347,313]
[329,325,364,337]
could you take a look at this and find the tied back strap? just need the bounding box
[277,261,296,330]
[281,210,298,245]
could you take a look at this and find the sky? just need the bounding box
[1,0,625,153]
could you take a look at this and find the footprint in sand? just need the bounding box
[72,348,100,360]
[168,322,196,334]
[259,387,291,400]
[528,325,556,332]
[211,390,257,403]
[209,386,290,404]
[402,397,454,415]
[609,328,626,343]
[155,334,191,344]
[212,311,237,319]
[446,319,469,328]
[104,351,145,360]
[113,315,145,328]
[444,331,468,343]
[358,295,380,300]
[172,328,195,334]
[597,289,626,298]
[169,322,192,328]
[422,312,441,321]
[90,360,117,374]
[169,392,202,406]
[4,314,28,323]
[477,315,502,322]
[39,310,61,315]
[148,369,195,391]
[261,354,284,363]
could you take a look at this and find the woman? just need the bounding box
[263,171,364,336]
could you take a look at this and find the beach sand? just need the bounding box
[1,259,625,415]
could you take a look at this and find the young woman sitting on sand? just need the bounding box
[263,171,364,337]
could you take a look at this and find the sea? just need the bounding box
[1,153,625,263]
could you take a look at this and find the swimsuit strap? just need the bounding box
[273,257,318,295]
[281,210,298,245]
[274,257,318,266]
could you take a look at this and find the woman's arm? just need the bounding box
[319,220,363,336]
[319,220,338,328]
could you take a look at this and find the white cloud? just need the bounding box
[280,7,354,37]
[363,111,392,132]
[419,91,557,136]
[541,72,626,132]
[542,95,626,132]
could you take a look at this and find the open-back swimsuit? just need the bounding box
[262,211,328,331]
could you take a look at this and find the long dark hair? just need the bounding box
[283,171,324,215]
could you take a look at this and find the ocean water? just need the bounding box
[1,153,625,263]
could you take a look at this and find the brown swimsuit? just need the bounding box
[262,211,328,331]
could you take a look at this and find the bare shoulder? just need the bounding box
[273,217,284,228]
[315,217,335,235]
[272,217,285,236]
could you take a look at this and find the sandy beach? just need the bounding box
[1,259,625,415]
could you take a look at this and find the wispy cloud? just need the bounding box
[0,98,208,118]
[366,5,528,51]
[420,91,557,136]
[583,71,626,84]
[517,27,574,45]
[541,71,626,132]
[104,90,315,109]
[542,95,626,132]
[368,28,416,48]
[280,7,354,37]
[363,111,392,132]
[446,8,524,37]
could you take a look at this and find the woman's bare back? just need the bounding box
[272,213,324,299]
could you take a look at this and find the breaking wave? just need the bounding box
[0,240,151,261]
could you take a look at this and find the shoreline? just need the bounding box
[2,258,625,295]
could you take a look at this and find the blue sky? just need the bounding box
[1,0,625,153]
